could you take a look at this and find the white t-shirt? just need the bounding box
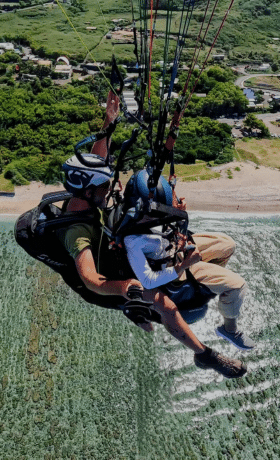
[123,231,178,290]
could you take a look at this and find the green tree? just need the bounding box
[69,0,87,13]
[269,98,280,112]
[177,66,248,117]
[255,90,264,104]
[174,117,234,164]
[244,114,270,137]
[0,51,20,64]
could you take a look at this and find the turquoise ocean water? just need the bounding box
[0,212,280,460]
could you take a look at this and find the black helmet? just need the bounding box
[124,169,173,212]
[62,154,113,197]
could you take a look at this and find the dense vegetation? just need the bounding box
[0,81,104,184]
[0,63,242,185]
[175,117,234,164]
[243,114,270,137]
[176,66,248,118]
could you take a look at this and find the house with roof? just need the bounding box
[0,42,14,51]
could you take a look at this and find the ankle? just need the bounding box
[195,345,206,354]
[195,345,212,357]
[224,318,237,333]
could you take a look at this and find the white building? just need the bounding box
[54,65,72,78]
[259,63,271,71]
[37,60,52,67]
[213,54,225,61]
[29,55,39,62]
[164,92,179,100]
[0,43,14,51]
[123,90,138,113]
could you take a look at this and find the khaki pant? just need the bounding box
[189,233,247,319]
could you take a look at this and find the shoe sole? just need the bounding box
[215,328,254,351]
[194,358,247,379]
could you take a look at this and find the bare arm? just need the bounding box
[90,90,120,157]
[75,247,142,299]
[143,288,205,353]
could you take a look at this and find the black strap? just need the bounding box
[110,55,124,96]
[74,118,120,168]
[120,285,161,325]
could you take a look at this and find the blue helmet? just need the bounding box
[124,169,173,212]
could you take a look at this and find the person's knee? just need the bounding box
[227,236,236,256]
[143,289,177,314]
[218,233,236,256]
[239,281,247,299]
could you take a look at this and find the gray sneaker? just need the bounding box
[216,325,256,351]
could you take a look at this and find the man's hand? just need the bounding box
[176,197,187,212]
[104,90,120,126]
[175,243,202,278]
[91,90,120,156]
[119,279,144,300]
[182,243,202,268]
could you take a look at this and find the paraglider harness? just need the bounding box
[14,179,215,327]
[14,188,163,326]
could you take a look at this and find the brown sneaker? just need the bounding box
[194,346,247,379]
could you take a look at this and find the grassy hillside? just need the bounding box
[162,161,221,181]
[235,138,280,168]
[0,0,134,61]
[1,0,280,63]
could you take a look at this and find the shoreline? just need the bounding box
[0,162,280,216]
[1,212,279,224]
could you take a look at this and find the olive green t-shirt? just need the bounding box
[57,223,99,260]
[56,211,108,275]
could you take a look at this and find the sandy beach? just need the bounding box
[1,161,280,216]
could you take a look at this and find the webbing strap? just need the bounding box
[74,117,121,167]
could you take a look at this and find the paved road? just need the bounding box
[235,73,280,100]
[235,74,280,89]
[217,112,280,136]
[226,74,280,134]
[255,113,280,134]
